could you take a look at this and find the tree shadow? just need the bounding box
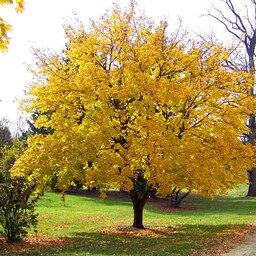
[0,223,251,256]
[66,190,133,207]
[66,189,256,217]
[146,194,256,217]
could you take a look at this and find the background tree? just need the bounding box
[0,135,27,182]
[0,112,54,183]
[169,188,189,208]
[209,0,256,196]
[0,119,13,182]
[25,109,54,136]
[0,118,12,148]
[13,2,254,228]
[0,0,25,51]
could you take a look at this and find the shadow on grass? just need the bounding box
[66,190,133,208]
[45,189,255,221]
[13,191,254,256]
[0,224,248,256]
[66,190,256,217]
[146,194,256,217]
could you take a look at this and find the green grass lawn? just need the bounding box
[1,185,256,256]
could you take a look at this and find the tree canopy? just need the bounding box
[12,1,255,227]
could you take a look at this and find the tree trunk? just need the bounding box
[247,168,256,196]
[170,188,190,208]
[129,188,150,229]
[132,200,144,229]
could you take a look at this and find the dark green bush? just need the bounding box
[0,178,39,242]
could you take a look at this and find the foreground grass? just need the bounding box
[1,185,256,255]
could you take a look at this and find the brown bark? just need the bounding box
[129,187,151,229]
[247,168,256,196]
[170,188,190,208]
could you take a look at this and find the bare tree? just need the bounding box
[209,0,256,196]
[0,119,12,149]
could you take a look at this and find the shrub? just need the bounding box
[0,178,39,242]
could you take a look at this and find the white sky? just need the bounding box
[0,0,235,129]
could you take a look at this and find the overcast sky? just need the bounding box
[0,0,236,129]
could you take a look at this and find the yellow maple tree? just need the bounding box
[13,1,255,228]
[0,0,24,51]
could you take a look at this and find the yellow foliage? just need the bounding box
[0,0,24,51]
[12,2,255,198]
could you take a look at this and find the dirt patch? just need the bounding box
[100,225,178,238]
[150,197,201,212]
[66,189,130,199]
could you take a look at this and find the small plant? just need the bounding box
[0,177,39,242]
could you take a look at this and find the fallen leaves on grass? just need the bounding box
[100,226,178,238]
[0,235,71,254]
[193,224,256,256]
[54,221,70,229]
